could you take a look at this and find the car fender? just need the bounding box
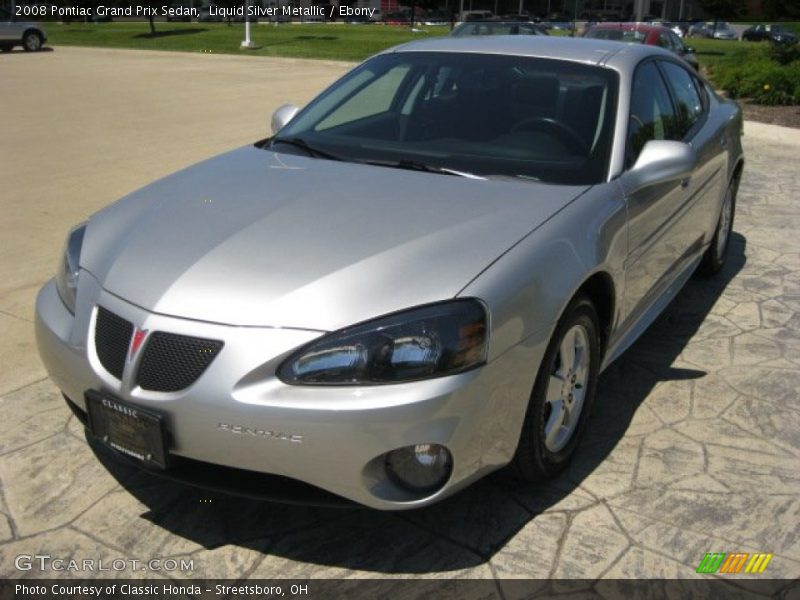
[457,183,627,453]
[459,182,628,366]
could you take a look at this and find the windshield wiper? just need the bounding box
[363,159,486,180]
[270,137,343,161]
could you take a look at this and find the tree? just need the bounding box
[696,0,746,20]
[215,0,240,24]
[140,0,160,35]
[761,0,800,20]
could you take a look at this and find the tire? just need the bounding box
[22,31,43,52]
[512,295,601,481]
[699,177,737,276]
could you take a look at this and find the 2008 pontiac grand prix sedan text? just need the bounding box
[35,36,743,509]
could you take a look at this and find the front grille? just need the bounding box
[136,332,223,392]
[95,306,134,380]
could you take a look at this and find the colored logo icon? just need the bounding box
[696,552,773,574]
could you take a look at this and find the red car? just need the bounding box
[584,23,699,70]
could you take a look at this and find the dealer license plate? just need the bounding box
[85,390,169,469]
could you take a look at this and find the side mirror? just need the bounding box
[685,46,695,53]
[270,104,300,136]
[621,140,696,194]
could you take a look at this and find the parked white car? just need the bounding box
[0,7,47,52]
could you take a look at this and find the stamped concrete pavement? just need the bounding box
[0,47,798,583]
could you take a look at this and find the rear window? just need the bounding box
[586,28,647,43]
[451,22,542,36]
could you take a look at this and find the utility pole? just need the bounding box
[241,0,256,48]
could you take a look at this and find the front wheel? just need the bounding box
[512,295,601,481]
[22,31,42,52]
[699,178,737,276]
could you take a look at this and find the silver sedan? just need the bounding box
[36,36,743,509]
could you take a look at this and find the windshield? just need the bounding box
[451,22,543,36]
[274,52,618,185]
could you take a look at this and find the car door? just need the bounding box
[620,59,692,326]
[658,59,727,255]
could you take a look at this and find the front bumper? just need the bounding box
[35,272,544,509]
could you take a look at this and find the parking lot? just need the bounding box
[1,47,798,582]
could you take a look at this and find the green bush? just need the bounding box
[768,42,800,66]
[711,44,800,105]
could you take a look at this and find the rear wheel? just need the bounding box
[22,31,42,52]
[699,178,737,276]
[512,296,601,481]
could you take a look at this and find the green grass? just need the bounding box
[45,22,450,62]
[687,37,753,72]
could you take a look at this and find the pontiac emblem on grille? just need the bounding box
[129,328,148,360]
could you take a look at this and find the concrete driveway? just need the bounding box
[0,47,798,583]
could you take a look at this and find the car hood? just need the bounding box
[82,146,587,330]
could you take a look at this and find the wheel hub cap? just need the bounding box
[543,324,590,453]
[716,188,733,258]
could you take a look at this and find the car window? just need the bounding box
[0,7,10,19]
[668,32,685,52]
[627,61,679,166]
[315,65,411,131]
[659,61,704,138]
[658,33,672,49]
[586,29,647,43]
[451,23,478,35]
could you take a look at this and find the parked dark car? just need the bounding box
[688,21,737,40]
[686,21,707,37]
[742,24,798,45]
[584,23,699,70]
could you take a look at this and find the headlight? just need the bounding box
[55,222,86,314]
[278,299,488,385]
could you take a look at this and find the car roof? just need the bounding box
[384,34,675,71]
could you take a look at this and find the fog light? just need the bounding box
[385,444,452,494]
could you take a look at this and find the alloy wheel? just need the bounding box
[543,324,590,453]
